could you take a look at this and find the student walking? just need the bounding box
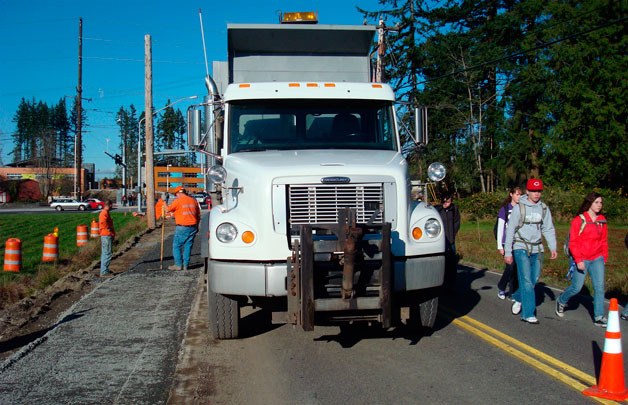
[555,192,609,327]
[496,187,522,300]
[503,178,557,324]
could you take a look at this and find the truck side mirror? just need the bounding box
[414,107,428,146]
[188,109,202,148]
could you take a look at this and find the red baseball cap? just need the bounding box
[526,178,543,191]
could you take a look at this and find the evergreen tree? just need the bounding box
[156,100,188,165]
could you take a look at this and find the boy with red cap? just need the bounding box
[504,178,557,324]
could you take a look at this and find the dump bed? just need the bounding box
[213,24,376,91]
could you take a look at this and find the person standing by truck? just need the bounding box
[504,178,557,324]
[167,186,201,271]
[436,192,460,291]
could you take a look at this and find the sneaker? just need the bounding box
[594,317,607,328]
[511,301,522,315]
[168,265,182,271]
[555,300,565,318]
[182,266,188,271]
[498,290,506,300]
[521,316,539,324]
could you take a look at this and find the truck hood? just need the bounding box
[225,149,405,178]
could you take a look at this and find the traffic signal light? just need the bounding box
[114,154,122,165]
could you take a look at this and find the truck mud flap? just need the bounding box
[286,208,391,331]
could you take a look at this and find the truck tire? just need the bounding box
[208,289,240,339]
[405,288,439,331]
[418,296,439,329]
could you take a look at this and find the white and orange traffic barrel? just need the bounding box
[3,238,21,272]
[76,224,89,247]
[42,234,59,262]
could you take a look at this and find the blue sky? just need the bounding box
[0,0,383,180]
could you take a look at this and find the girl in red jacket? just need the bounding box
[555,192,608,327]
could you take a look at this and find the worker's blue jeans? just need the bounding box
[558,255,606,320]
[100,236,113,275]
[511,250,542,319]
[173,225,198,268]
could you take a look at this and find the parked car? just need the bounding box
[85,198,105,210]
[191,193,211,207]
[50,198,89,211]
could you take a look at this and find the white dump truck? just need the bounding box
[189,12,446,339]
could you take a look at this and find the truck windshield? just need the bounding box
[228,99,397,153]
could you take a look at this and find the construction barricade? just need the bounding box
[90,219,100,238]
[76,224,89,247]
[42,234,59,262]
[3,238,21,272]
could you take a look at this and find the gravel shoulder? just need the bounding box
[0,218,210,403]
[0,221,172,361]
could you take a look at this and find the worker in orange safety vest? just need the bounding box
[166,186,201,271]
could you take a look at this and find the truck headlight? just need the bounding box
[427,162,446,182]
[424,218,441,238]
[209,165,227,184]
[216,223,237,242]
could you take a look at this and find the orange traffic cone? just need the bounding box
[583,298,628,401]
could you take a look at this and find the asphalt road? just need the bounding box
[199,264,628,404]
[1,225,627,404]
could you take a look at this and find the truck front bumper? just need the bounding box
[208,254,445,297]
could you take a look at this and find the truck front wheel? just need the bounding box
[208,289,240,339]
[418,295,439,329]
[404,288,439,331]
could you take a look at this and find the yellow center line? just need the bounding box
[442,310,618,405]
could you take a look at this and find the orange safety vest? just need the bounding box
[155,199,165,220]
[167,193,200,226]
[99,208,115,237]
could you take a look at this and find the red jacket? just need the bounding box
[568,212,608,264]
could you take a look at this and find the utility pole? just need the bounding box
[122,127,126,201]
[145,34,156,229]
[76,17,83,198]
[376,17,385,83]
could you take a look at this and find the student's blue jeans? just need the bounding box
[173,225,198,268]
[558,255,606,320]
[511,250,542,319]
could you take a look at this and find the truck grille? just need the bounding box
[288,184,383,225]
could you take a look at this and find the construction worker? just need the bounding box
[99,200,116,277]
[155,194,165,220]
[166,186,201,271]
